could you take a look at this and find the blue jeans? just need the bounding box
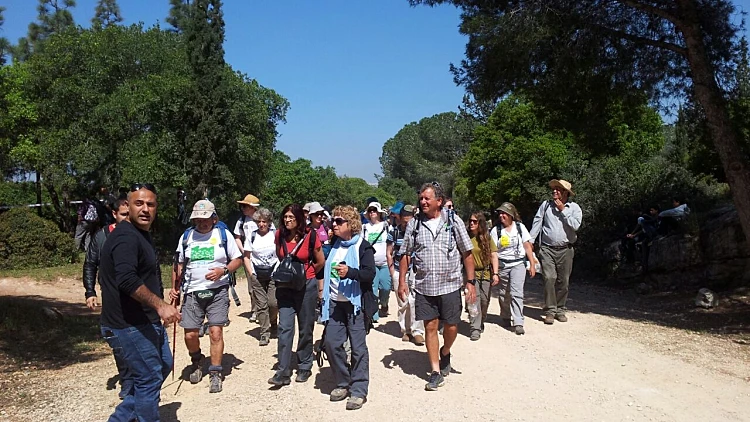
[275,277,318,377]
[325,300,369,398]
[102,324,173,422]
[371,265,391,321]
[101,327,134,398]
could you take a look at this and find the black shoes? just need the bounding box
[267,373,291,386]
[425,371,445,391]
[439,346,451,377]
[295,369,312,383]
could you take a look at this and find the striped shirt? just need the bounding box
[398,209,473,296]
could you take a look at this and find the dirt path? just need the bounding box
[1,276,749,422]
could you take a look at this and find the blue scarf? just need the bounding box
[321,235,363,321]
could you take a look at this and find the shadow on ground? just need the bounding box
[159,401,182,422]
[0,295,107,370]
[522,275,750,338]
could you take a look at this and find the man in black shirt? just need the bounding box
[99,184,180,422]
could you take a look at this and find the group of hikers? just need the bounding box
[83,178,582,420]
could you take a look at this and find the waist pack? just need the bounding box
[255,264,274,281]
[272,232,311,291]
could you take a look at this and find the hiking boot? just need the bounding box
[267,373,291,387]
[470,331,481,341]
[295,369,312,383]
[259,333,270,346]
[208,371,223,393]
[346,396,366,410]
[189,365,203,384]
[555,313,568,323]
[379,307,389,318]
[424,371,445,391]
[439,346,451,377]
[413,334,425,346]
[198,321,209,338]
[401,333,411,342]
[330,387,349,402]
[544,314,555,325]
[515,325,525,335]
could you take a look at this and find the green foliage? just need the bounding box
[0,7,9,66]
[0,207,76,269]
[380,111,476,198]
[0,181,50,206]
[91,0,123,29]
[376,177,417,205]
[12,0,77,61]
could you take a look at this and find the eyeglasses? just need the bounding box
[283,215,296,221]
[332,217,348,225]
[312,212,324,217]
[431,181,441,189]
[130,183,157,194]
[468,219,478,224]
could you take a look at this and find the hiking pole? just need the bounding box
[171,295,180,381]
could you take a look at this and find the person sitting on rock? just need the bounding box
[658,198,690,235]
[626,205,660,241]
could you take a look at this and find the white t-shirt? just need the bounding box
[176,228,242,293]
[243,229,278,270]
[423,217,442,234]
[328,247,350,303]
[362,221,388,266]
[491,223,531,268]
[234,217,258,243]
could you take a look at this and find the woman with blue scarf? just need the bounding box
[321,205,376,410]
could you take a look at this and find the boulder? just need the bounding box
[695,288,719,309]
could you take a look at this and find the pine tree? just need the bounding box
[91,0,123,29]
[0,7,10,66]
[12,0,77,61]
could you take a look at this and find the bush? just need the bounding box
[0,208,77,270]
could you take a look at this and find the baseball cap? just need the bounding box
[190,200,216,220]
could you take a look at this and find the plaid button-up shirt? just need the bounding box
[398,209,473,296]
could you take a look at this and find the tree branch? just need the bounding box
[615,0,683,27]
[595,25,688,56]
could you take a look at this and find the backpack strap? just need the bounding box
[308,228,317,264]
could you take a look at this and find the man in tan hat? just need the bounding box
[529,179,582,325]
[235,194,261,321]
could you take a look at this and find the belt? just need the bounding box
[543,243,573,250]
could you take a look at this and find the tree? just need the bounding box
[91,0,123,29]
[380,111,476,198]
[376,176,417,205]
[411,0,750,241]
[12,0,77,61]
[167,0,192,32]
[0,7,10,66]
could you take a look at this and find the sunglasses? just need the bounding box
[468,219,478,224]
[130,183,157,194]
[446,204,454,209]
[332,217,348,225]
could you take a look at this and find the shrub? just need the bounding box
[0,208,77,270]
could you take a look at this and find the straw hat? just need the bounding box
[549,179,575,196]
[237,194,260,207]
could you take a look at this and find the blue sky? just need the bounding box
[1,0,468,183]
[3,1,750,183]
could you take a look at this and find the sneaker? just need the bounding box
[248,311,257,323]
[515,325,525,335]
[267,373,291,386]
[544,314,555,325]
[413,334,425,346]
[208,371,223,393]
[439,346,451,377]
[189,365,203,384]
[555,314,568,323]
[470,331,481,341]
[424,371,445,391]
[330,387,349,402]
[295,369,312,383]
[346,396,366,410]
[401,333,411,342]
[259,333,270,346]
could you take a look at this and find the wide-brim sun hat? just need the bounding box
[495,202,521,221]
[367,201,385,214]
[190,199,216,220]
[237,194,260,207]
[549,179,575,196]
[307,201,325,214]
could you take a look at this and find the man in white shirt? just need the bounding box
[235,194,261,321]
[170,200,242,393]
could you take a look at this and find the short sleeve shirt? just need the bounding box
[490,223,531,268]
[398,210,473,296]
[176,228,242,293]
[244,229,278,270]
[470,235,497,273]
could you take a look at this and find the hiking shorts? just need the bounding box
[180,285,230,329]
[415,289,462,325]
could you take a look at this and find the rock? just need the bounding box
[41,307,64,321]
[635,283,651,295]
[695,288,719,309]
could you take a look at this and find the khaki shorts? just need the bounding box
[180,285,230,329]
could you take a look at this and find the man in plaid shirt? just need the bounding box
[397,182,477,391]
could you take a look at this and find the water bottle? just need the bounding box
[468,299,480,318]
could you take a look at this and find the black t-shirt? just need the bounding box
[99,221,163,328]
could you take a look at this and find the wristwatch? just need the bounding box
[466,279,476,285]
[223,267,229,276]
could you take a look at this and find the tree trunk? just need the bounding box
[35,170,42,217]
[678,0,750,242]
[45,183,71,233]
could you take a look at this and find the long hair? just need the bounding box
[470,212,491,266]
[278,204,307,241]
